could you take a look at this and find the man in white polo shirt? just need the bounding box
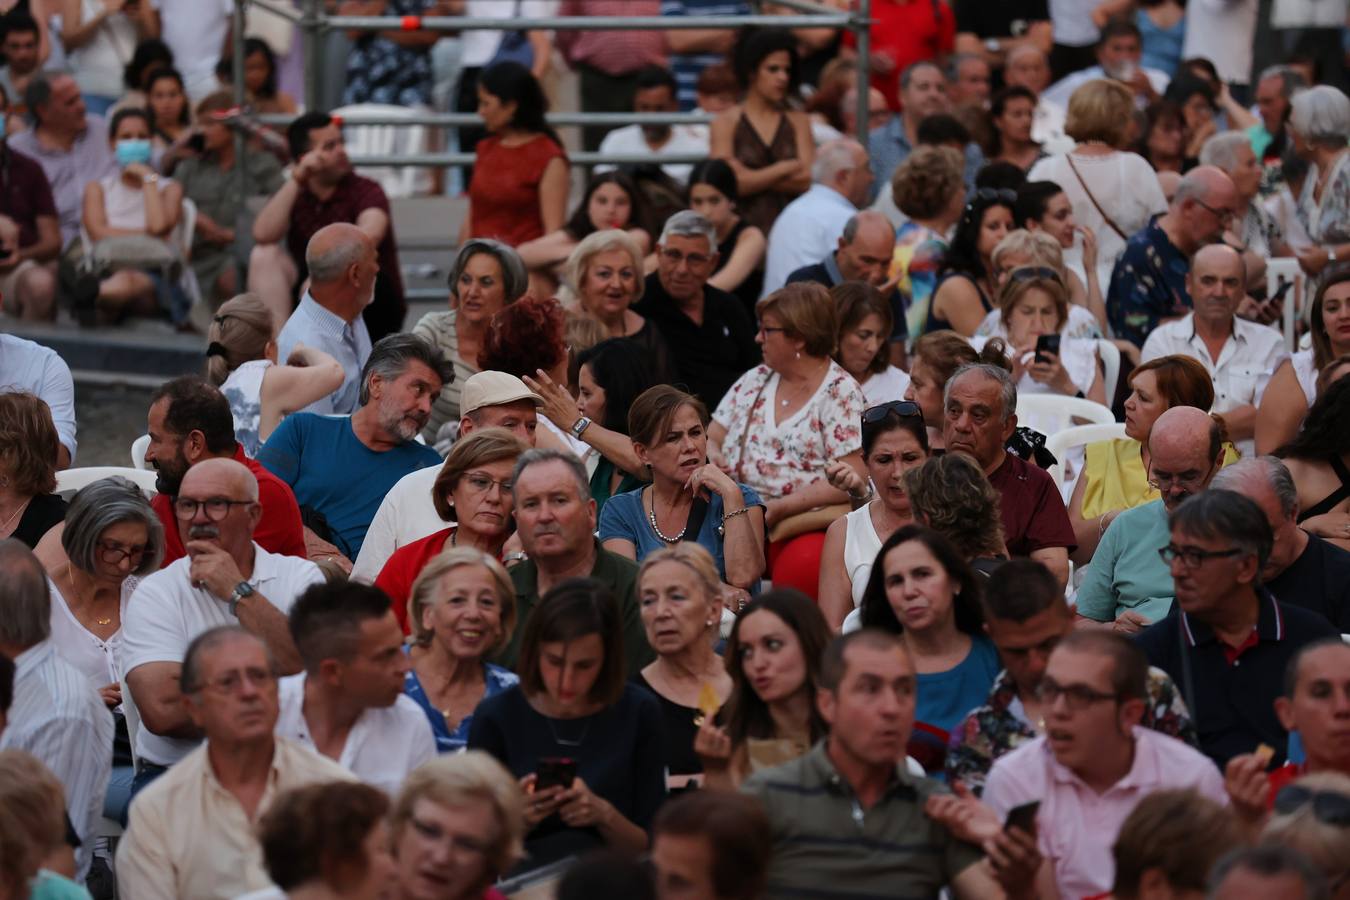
[122,457,322,794]
[274,580,435,795]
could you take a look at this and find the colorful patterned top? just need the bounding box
[892,221,948,339]
[945,666,1199,796]
[712,361,865,502]
[1106,215,1192,348]
[342,0,436,106]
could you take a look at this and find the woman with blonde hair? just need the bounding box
[388,751,527,899]
[1028,79,1169,290]
[402,548,520,754]
[634,543,734,790]
[374,428,527,633]
[205,293,345,457]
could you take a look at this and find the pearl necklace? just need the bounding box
[647,488,687,543]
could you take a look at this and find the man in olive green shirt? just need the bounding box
[500,449,650,673]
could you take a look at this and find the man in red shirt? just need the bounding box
[143,376,307,566]
[248,111,404,344]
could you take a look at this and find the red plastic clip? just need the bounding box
[400,15,421,29]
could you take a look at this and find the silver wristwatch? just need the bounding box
[570,416,592,438]
[228,582,255,617]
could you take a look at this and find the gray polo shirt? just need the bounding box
[9,116,116,244]
[275,292,371,415]
[743,742,984,898]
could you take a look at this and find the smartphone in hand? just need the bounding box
[1004,800,1040,835]
[535,756,577,792]
[1034,334,1060,364]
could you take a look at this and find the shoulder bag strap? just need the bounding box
[732,369,773,484]
[1066,154,1129,241]
[680,496,711,543]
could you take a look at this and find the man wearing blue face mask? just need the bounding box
[10,72,115,249]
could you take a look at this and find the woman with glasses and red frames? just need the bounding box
[924,188,1016,337]
[818,400,929,631]
[35,475,163,826]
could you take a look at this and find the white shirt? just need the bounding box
[47,575,138,692]
[1140,313,1289,458]
[1271,0,1348,28]
[350,465,446,585]
[842,504,883,609]
[761,183,857,298]
[461,0,556,66]
[159,0,232,98]
[859,366,912,408]
[594,124,708,186]
[115,738,354,900]
[0,333,77,462]
[1182,0,1259,84]
[120,544,325,767]
[1042,66,1171,111]
[1032,98,1072,154]
[1,641,113,881]
[274,672,436,796]
[1049,0,1099,45]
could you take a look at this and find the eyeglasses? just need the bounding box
[1157,544,1244,568]
[757,324,788,336]
[1273,785,1350,826]
[659,247,713,268]
[1006,266,1063,284]
[1147,469,1209,491]
[862,400,924,425]
[192,666,275,695]
[97,540,146,565]
[461,472,512,495]
[409,816,492,856]
[1193,198,1235,222]
[1035,676,1118,710]
[971,187,1018,206]
[173,497,254,521]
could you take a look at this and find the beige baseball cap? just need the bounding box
[460,371,544,415]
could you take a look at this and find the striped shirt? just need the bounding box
[1,641,114,882]
[660,0,751,110]
[275,292,371,416]
[741,742,984,899]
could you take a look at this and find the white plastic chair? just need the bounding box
[333,103,432,198]
[1096,339,1121,402]
[1015,394,1116,437]
[1043,422,1128,490]
[130,434,150,470]
[54,467,158,499]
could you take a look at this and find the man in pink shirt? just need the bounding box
[982,631,1226,899]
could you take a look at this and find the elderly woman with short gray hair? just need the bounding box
[1290,85,1350,286]
[413,239,529,443]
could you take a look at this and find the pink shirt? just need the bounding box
[983,728,1226,900]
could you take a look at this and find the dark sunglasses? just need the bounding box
[1273,785,1350,826]
[862,400,923,426]
[971,187,1017,205]
[1006,265,1063,284]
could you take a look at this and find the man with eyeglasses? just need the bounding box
[1225,638,1350,825]
[117,625,354,900]
[144,375,307,567]
[635,210,760,410]
[1077,406,1223,633]
[1135,489,1338,767]
[978,631,1224,899]
[947,559,1197,796]
[1140,245,1287,458]
[1107,166,1239,348]
[785,210,908,368]
[122,458,324,794]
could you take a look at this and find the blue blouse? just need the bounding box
[910,634,1002,776]
[597,484,763,581]
[403,651,519,753]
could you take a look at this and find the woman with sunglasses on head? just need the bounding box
[858,525,999,776]
[1260,772,1350,895]
[694,589,831,790]
[374,429,527,633]
[818,400,930,631]
[923,188,1016,337]
[600,385,765,593]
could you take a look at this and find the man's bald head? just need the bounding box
[178,458,261,554]
[1148,406,1223,511]
[837,210,897,286]
[306,223,374,285]
[1172,166,1238,248]
[1004,46,1051,93]
[182,457,259,502]
[1192,242,1246,284]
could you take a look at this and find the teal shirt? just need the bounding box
[30,871,92,900]
[1076,499,1175,625]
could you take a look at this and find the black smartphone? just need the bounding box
[1004,800,1040,834]
[535,756,577,792]
[1034,333,1060,364]
[186,133,206,153]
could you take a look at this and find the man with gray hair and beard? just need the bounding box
[273,222,380,415]
[122,458,322,796]
[258,333,448,561]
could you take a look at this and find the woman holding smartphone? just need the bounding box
[466,579,665,873]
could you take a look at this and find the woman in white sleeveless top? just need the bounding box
[818,402,931,631]
[55,0,160,114]
[205,292,344,457]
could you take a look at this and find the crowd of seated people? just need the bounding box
[3,2,1350,899]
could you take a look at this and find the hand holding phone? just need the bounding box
[535,756,577,792]
[1004,800,1040,836]
[1034,334,1060,364]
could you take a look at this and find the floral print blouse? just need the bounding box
[712,361,865,502]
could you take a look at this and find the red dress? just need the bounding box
[467,134,567,247]
[374,527,454,634]
[842,0,955,111]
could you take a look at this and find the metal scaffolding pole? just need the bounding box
[855,0,872,154]
[231,0,248,287]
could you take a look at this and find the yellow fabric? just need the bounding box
[1080,437,1241,520]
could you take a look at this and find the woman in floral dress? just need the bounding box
[709,283,867,600]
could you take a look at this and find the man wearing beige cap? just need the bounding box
[350,371,544,583]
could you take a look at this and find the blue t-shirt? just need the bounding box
[661,0,752,110]
[910,634,1002,775]
[403,650,518,753]
[597,483,763,581]
[257,413,441,559]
